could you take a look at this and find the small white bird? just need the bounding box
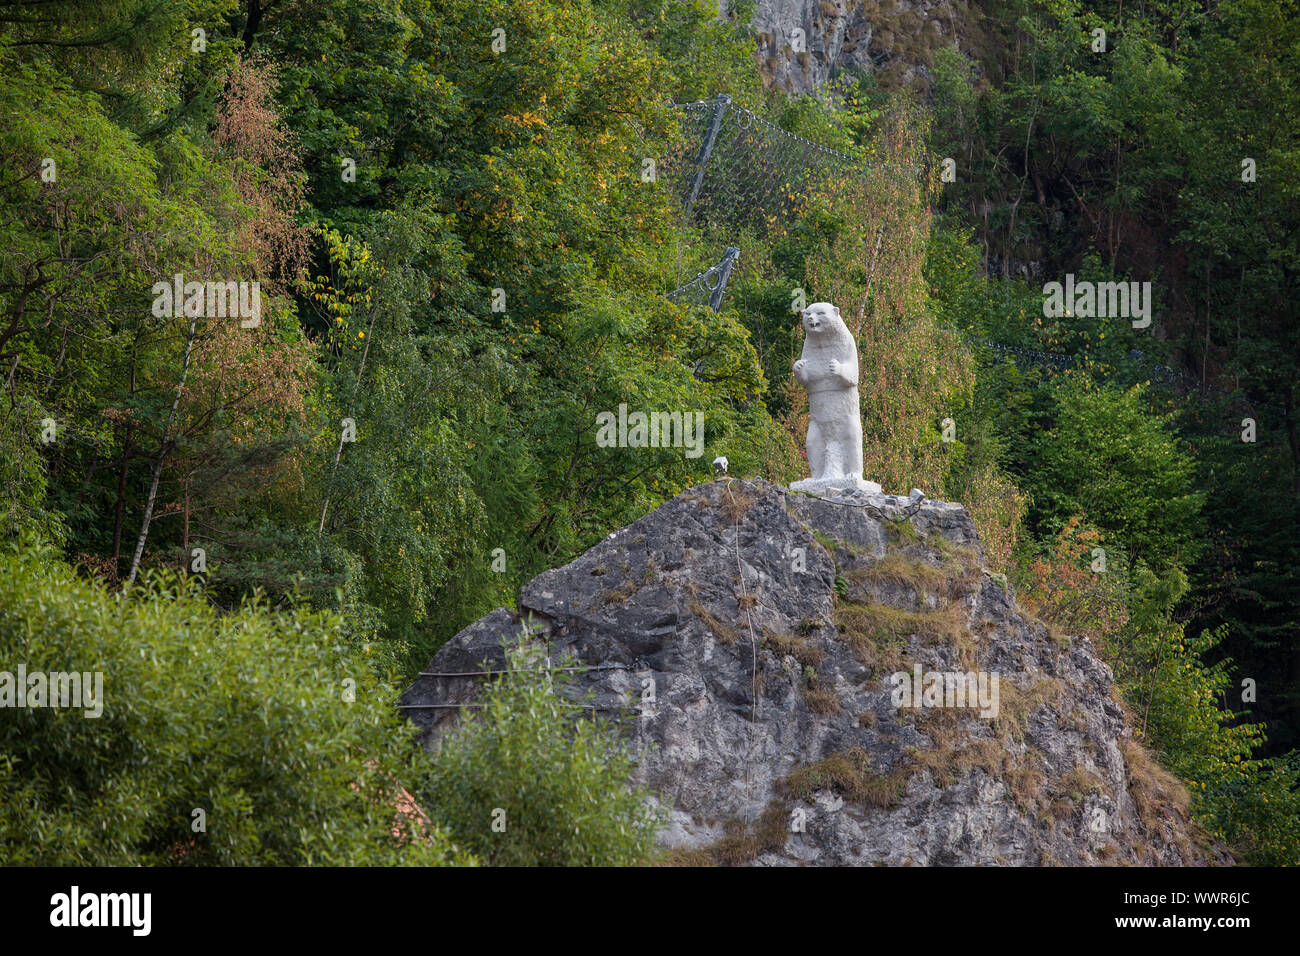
[712,456,729,476]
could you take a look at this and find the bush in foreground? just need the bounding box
[424,632,663,865]
[0,541,473,866]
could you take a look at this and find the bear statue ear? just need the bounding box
[834,306,841,317]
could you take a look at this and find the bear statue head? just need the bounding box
[801,301,842,335]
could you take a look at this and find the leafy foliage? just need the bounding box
[0,540,473,866]
[1026,379,1203,572]
[423,629,663,866]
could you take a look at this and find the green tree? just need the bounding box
[1028,378,1203,572]
[0,541,474,866]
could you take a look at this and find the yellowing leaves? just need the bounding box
[507,111,548,130]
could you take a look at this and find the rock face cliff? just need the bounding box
[401,480,1228,866]
[745,0,964,94]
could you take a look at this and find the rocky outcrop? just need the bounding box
[741,0,960,94]
[401,480,1229,866]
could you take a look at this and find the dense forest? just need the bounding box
[1,0,1297,865]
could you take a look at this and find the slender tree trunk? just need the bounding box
[127,317,198,586]
[317,428,348,534]
[318,308,377,534]
[855,225,884,337]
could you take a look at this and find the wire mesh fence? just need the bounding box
[659,95,922,310]
[665,246,740,311]
[659,95,866,311]
[665,95,867,232]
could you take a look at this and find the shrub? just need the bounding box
[0,540,473,866]
[423,631,663,865]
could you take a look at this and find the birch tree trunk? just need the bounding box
[126,316,198,586]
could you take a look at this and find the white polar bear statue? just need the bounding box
[790,302,882,495]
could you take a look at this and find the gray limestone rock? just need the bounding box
[744,0,953,94]
[401,479,1231,867]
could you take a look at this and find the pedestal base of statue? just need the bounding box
[789,476,883,495]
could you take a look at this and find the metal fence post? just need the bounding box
[686,93,730,211]
[708,247,740,312]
